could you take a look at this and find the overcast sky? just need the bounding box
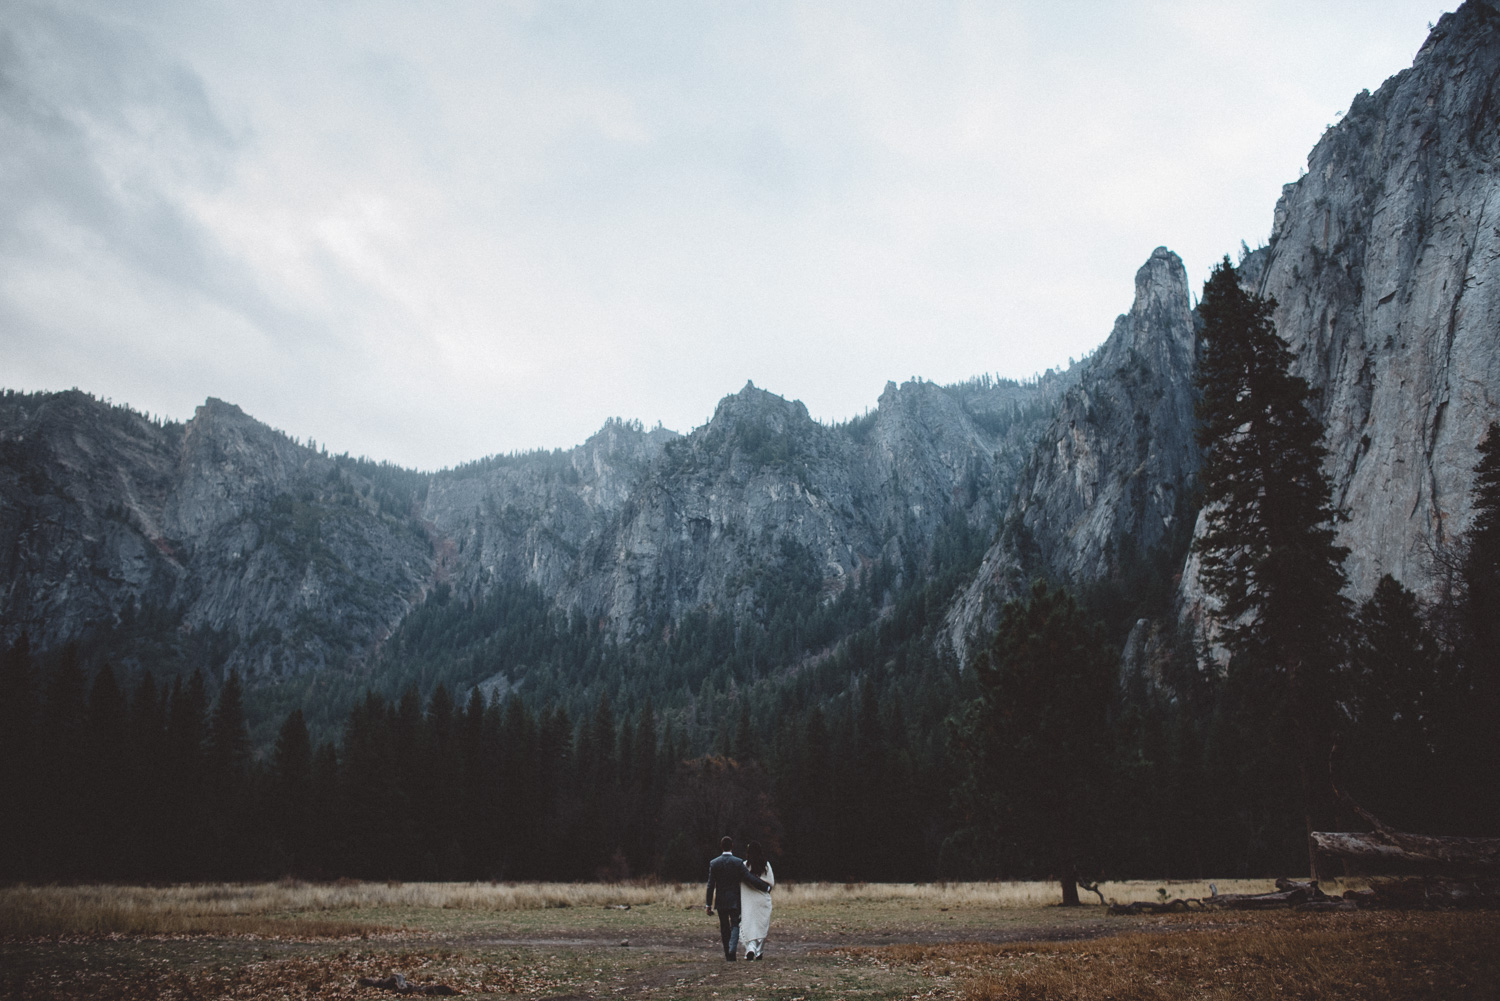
[0,1,1447,469]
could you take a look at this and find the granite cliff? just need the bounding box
[0,394,434,674]
[5,2,1498,703]
[942,2,1500,671]
[0,370,1073,677]
[945,247,1200,664]
[1177,0,1500,644]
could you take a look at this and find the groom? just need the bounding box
[705,836,772,960]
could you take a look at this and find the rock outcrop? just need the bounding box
[1180,0,1500,636]
[0,369,1075,671]
[946,247,1199,662]
[558,377,1049,634]
[0,393,435,674]
[6,3,1497,695]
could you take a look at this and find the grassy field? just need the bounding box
[2,880,1494,1000]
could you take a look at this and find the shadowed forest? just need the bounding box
[2,267,1497,889]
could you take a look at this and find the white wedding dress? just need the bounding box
[740,862,774,959]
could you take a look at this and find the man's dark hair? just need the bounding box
[720,836,734,852]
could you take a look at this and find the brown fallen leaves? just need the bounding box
[0,949,564,1000]
[845,910,1500,1001]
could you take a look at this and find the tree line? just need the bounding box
[0,644,957,883]
[949,259,1500,899]
[2,259,1495,887]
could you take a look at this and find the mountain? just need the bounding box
[1245,0,1500,598]
[0,393,434,674]
[944,247,1199,664]
[946,2,1500,672]
[1175,0,1500,649]
[5,2,1499,729]
[0,370,1074,691]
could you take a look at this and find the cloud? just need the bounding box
[0,0,1443,468]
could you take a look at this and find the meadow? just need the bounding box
[2,880,1494,1000]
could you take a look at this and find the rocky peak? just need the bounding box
[1112,247,1196,362]
[167,398,329,542]
[709,381,814,433]
[946,247,1198,663]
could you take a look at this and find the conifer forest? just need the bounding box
[4,257,1497,886]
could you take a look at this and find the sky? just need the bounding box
[0,1,1449,470]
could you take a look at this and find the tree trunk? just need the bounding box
[1058,856,1081,906]
[1300,758,1320,881]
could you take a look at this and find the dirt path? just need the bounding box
[465,915,1117,954]
[477,918,1125,1000]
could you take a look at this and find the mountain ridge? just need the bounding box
[4,1,1499,728]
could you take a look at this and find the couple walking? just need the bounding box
[704,836,775,961]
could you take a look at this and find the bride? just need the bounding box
[739,841,774,960]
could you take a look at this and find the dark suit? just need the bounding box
[706,852,772,958]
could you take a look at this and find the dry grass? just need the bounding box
[0,878,1338,940]
[855,909,1500,1001]
[778,878,1306,908]
[0,887,386,939]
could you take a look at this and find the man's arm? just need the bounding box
[705,861,716,912]
[737,859,772,894]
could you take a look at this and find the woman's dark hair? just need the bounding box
[745,840,768,878]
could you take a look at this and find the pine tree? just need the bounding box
[206,670,253,876]
[41,648,90,878]
[458,688,490,876]
[1345,576,1459,831]
[1193,257,1350,873]
[165,671,209,878]
[270,709,314,874]
[960,580,1114,904]
[84,664,130,878]
[127,672,168,879]
[1459,421,1500,832]
[0,636,38,880]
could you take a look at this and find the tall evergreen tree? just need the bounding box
[956,580,1114,904]
[1459,421,1500,832]
[40,648,90,878]
[1345,576,1459,831]
[165,671,210,878]
[1193,257,1350,873]
[84,664,130,878]
[206,670,253,875]
[0,636,38,881]
[270,708,314,874]
[127,672,169,879]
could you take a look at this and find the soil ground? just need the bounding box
[2,882,1494,1000]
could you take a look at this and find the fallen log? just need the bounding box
[1206,887,1308,909]
[356,972,459,995]
[1321,751,1500,873]
[1107,898,1200,915]
[1296,899,1358,912]
[1311,831,1500,873]
[1367,877,1500,910]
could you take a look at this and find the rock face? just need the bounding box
[421,418,680,604]
[555,378,1050,634]
[0,393,434,674]
[1179,0,1500,632]
[945,248,1199,662]
[413,375,1072,639]
[0,370,1075,671]
[6,4,1498,690]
